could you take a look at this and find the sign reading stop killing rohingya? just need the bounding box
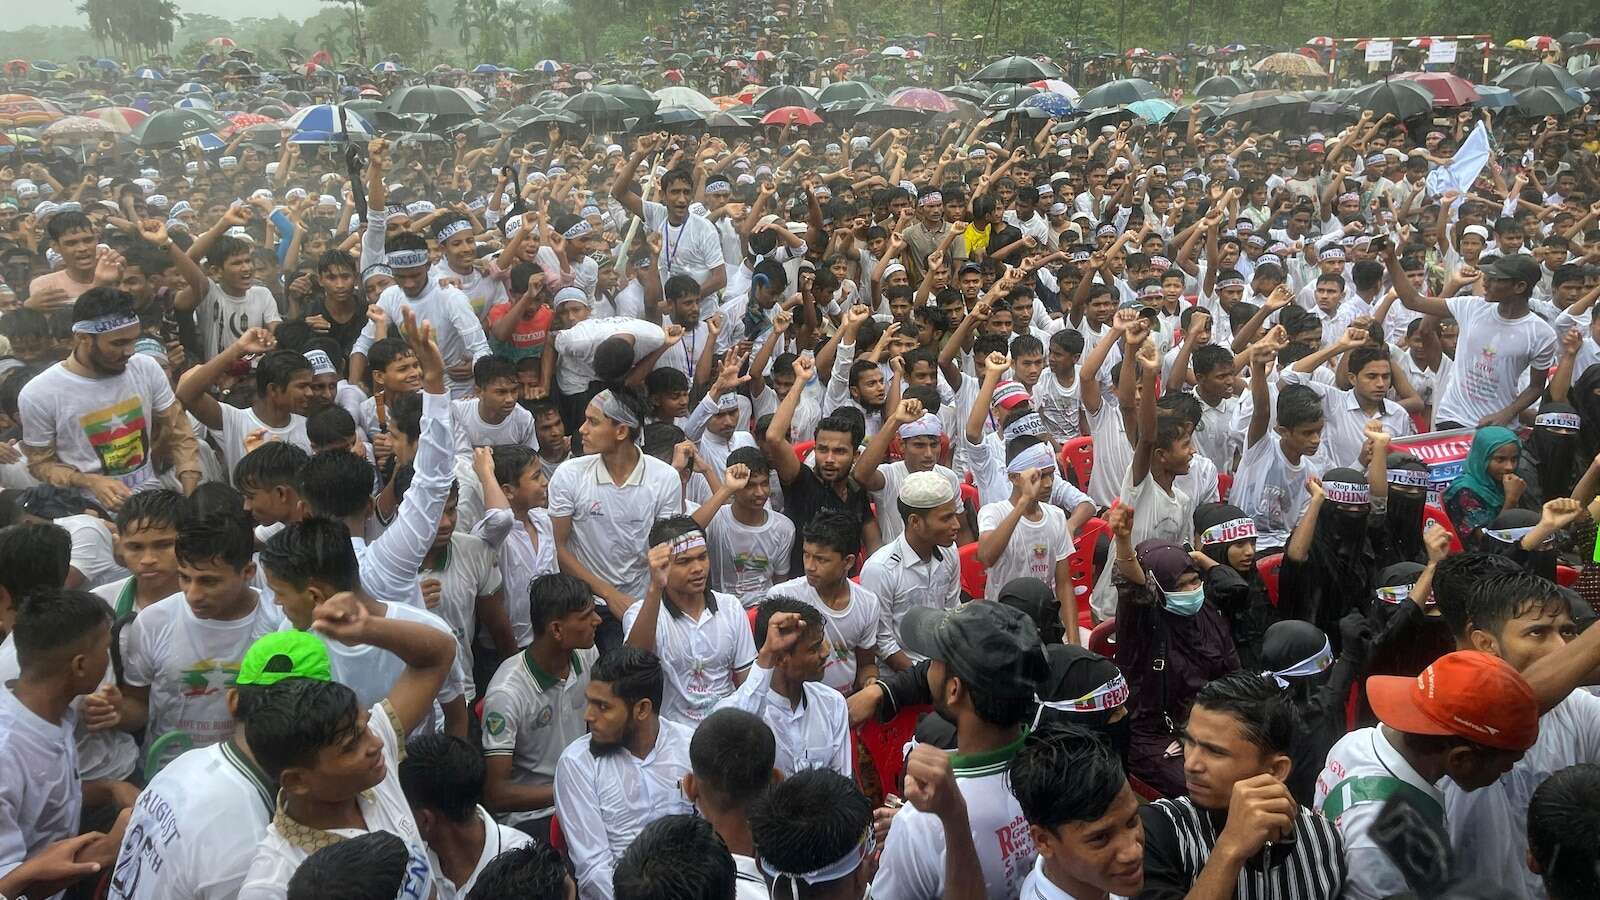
[1391,426,1477,504]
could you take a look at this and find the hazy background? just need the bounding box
[7,0,326,29]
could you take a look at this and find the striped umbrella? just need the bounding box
[532,60,561,75]
[82,106,147,134]
[42,115,117,142]
[133,67,164,81]
[174,96,213,110]
[226,112,277,135]
[888,87,957,113]
[0,94,64,127]
[283,104,374,139]
[372,61,403,74]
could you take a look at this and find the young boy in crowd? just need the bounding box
[976,436,1075,631]
[1032,329,1085,444]
[527,399,572,477]
[693,449,795,607]
[454,355,539,455]
[472,445,555,653]
[765,509,889,695]
[1233,330,1326,552]
[96,488,183,617]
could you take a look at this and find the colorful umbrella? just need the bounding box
[42,115,117,142]
[1126,48,1151,58]
[1392,72,1480,107]
[283,104,374,138]
[175,96,213,110]
[1407,37,1434,50]
[904,50,924,61]
[1127,98,1176,121]
[760,106,822,126]
[1020,92,1075,117]
[1253,52,1325,77]
[371,61,403,74]
[226,112,277,135]
[1526,36,1557,52]
[133,67,163,81]
[81,106,147,134]
[0,94,64,127]
[1028,79,1081,102]
[177,82,211,94]
[206,37,238,51]
[1305,37,1336,49]
[532,60,561,75]
[889,87,958,113]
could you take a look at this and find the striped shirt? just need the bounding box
[1137,796,1345,900]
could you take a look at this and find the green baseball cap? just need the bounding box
[237,632,333,686]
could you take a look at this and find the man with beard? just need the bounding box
[19,287,203,508]
[553,646,696,900]
[349,231,490,399]
[900,189,949,286]
[177,329,313,481]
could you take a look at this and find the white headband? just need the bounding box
[1387,468,1430,488]
[1536,411,1581,430]
[1483,525,1535,545]
[594,389,642,444]
[303,349,336,376]
[1035,672,1129,718]
[1002,412,1047,442]
[897,412,943,440]
[436,219,471,242]
[1323,481,1369,505]
[669,530,707,556]
[1377,583,1415,605]
[385,248,429,269]
[1007,442,1056,475]
[72,313,140,335]
[760,826,874,889]
[1200,517,1257,546]
[1264,637,1334,689]
[562,219,593,240]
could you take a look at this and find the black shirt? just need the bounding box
[780,464,873,573]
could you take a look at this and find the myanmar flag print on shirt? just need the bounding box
[81,396,150,479]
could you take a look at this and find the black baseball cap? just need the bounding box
[900,602,1047,699]
[1481,254,1540,286]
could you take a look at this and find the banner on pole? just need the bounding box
[1427,41,1457,64]
[1366,40,1394,63]
[1391,427,1476,504]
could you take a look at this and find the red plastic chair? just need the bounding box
[1258,554,1283,606]
[958,542,987,599]
[549,815,564,853]
[747,606,759,636]
[793,440,815,463]
[1422,504,1463,553]
[1216,471,1233,502]
[855,703,930,800]
[1087,617,1118,658]
[1068,517,1107,630]
[958,482,979,513]
[1058,436,1094,492]
[1558,565,1578,587]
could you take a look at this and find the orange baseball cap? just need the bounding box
[1366,651,1539,752]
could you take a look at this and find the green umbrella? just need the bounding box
[594,82,659,119]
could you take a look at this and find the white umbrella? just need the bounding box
[881,46,907,58]
[651,86,720,115]
[1029,78,1081,102]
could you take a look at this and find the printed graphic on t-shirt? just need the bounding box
[732,550,772,588]
[180,657,239,697]
[81,396,149,477]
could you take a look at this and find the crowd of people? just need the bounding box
[3,5,1600,900]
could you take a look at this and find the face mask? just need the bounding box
[1163,586,1205,616]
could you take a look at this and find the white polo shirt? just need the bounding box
[547,451,684,605]
[451,397,540,456]
[238,702,433,900]
[1020,856,1125,900]
[767,576,892,695]
[621,590,756,726]
[108,740,274,900]
[1314,726,1443,900]
[554,719,696,900]
[481,648,598,825]
[858,536,961,663]
[714,663,852,777]
[472,506,557,647]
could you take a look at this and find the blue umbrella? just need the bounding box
[1473,84,1518,109]
[177,82,211,94]
[188,132,226,152]
[1128,98,1177,122]
[372,61,403,74]
[134,67,163,81]
[283,104,374,139]
[1021,92,1075,117]
[94,59,120,72]
[472,64,500,74]
[532,59,561,75]
[175,96,213,110]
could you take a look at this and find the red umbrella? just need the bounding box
[761,106,822,125]
[1392,71,1480,107]
[887,87,956,113]
[227,112,277,135]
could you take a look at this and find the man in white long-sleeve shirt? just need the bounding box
[554,647,695,900]
[713,596,851,777]
[350,233,490,398]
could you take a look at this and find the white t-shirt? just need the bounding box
[0,691,80,886]
[551,317,666,395]
[431,258,508,319]
[451,398,539,456]
[870,462,965,545]
[196,281,282,361]
[238,703,433,900]
[621,591,756,725]
[418,531,503,700]
[481,648,599,824]
[705,505,794,606]
[547,452,684,604]
[19,355,177,492]
[212,403,309,484]
[1031,368,1081,443]
[107,740,274,900]
[123,591,284,756]
[1315,726,1442,900]
[1084,401,1133,508]
[976,500,1072,603]
[58,513,129,590]
[1229,434,1320,551]
[1433,295,1556,427]
[767,576,891,694]
[643,201,727,295]
[534,246,599,302]
[871,742,1037,900]
[314,601,468,738]
[472,507,557,647]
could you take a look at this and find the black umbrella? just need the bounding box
[496,104,544,125]
[1170,98,1228,124]
[705,111,754,133]
[1495,62,1580,92]
[1513,86,1582,116]
[654,105,707,131]
[1195,75,1251,98]
[939,83,992,104]
[817,80,878,104]
[384,84,481,117]
[561,91,630,130]
[1346,80,1434,119]
[1559,32,1591,48]
[595,82,659,118]
[752,84,817,114]
[1574,66,1600,91]
[129,107,228,147]
[853,100,928,127]
[1220,90,1309,125]
[971,55,1062,84]
[1077,78,1161,108]
[991,106,1052,126]
[1076,107,1142,132]
[982,84,1040,110]
[449,120,506,143]
[820,98,871,120]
